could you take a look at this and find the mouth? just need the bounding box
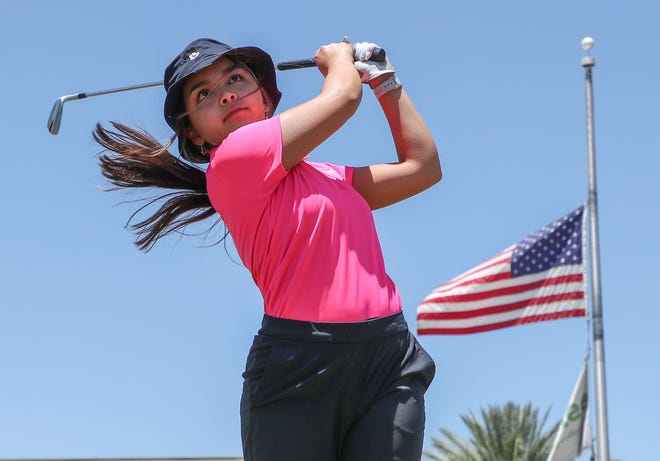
[224,105,246,122]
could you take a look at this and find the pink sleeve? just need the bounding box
[206,116,286,204]
[310,162,354,185]
[343,165,354,185]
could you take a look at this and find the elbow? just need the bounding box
[328,78,363,114]
[320,66,363,117]
[343,82,363,113]
[431,155,443,185]
[424,147,442,187]
[344,70,363,105]
[329,85,361,124]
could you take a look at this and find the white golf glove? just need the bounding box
[353,42,395,84]
[353,41,382,62]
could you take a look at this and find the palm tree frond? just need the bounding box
[425,402,559,461]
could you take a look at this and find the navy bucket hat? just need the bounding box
[163,38,282,163]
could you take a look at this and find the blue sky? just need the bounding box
[1,1,658,459]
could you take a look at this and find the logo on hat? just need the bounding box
[186,48,200,61]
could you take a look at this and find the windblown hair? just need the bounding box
[94,122,227,251]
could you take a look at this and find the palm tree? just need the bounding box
[424,402,559,461]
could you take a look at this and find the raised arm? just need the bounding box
[278,42,363,170]
[351,45,441,209]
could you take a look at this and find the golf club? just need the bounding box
[47,47,386,135]
[47,81,162,135]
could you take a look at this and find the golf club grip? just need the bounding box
[276,47,386,71]
[277,59,317,71]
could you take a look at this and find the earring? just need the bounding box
[200,143,209,156]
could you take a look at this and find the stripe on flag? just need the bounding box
[417,206,587,335]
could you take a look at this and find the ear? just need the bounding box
[261,89,273,117]
[185,126,204,146]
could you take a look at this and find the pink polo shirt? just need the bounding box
[206,116,401,322]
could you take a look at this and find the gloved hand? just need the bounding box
[353,41,381,62]
[353,42,395,84]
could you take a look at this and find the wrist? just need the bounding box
[368,73,391,89]
[372,75,402,99]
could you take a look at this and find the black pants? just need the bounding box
[240,312,436,461]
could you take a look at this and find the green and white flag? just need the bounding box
[547,362,592,461]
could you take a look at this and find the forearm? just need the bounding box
[322,58,363,102]
[346,42,442,209]
[314,60,362,129]
[373,78,441,183]
[280,43,362,169]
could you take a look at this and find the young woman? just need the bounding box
[95,37,441,461]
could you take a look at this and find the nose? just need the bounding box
[220,90,237,106]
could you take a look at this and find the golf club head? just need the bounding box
[47,94,82,135]
[47,97,65,135]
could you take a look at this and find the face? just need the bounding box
[182,57,271,149]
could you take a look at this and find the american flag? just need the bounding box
[417,206,587,335]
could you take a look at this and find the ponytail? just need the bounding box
[93,122,227,251]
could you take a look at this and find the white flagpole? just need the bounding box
[581,37,610,461]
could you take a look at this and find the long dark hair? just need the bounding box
[93,122,227,251]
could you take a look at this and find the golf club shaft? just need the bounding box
[77,81,162,99]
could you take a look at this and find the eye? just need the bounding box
[228,72,244,84]
[196,88,210,102]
